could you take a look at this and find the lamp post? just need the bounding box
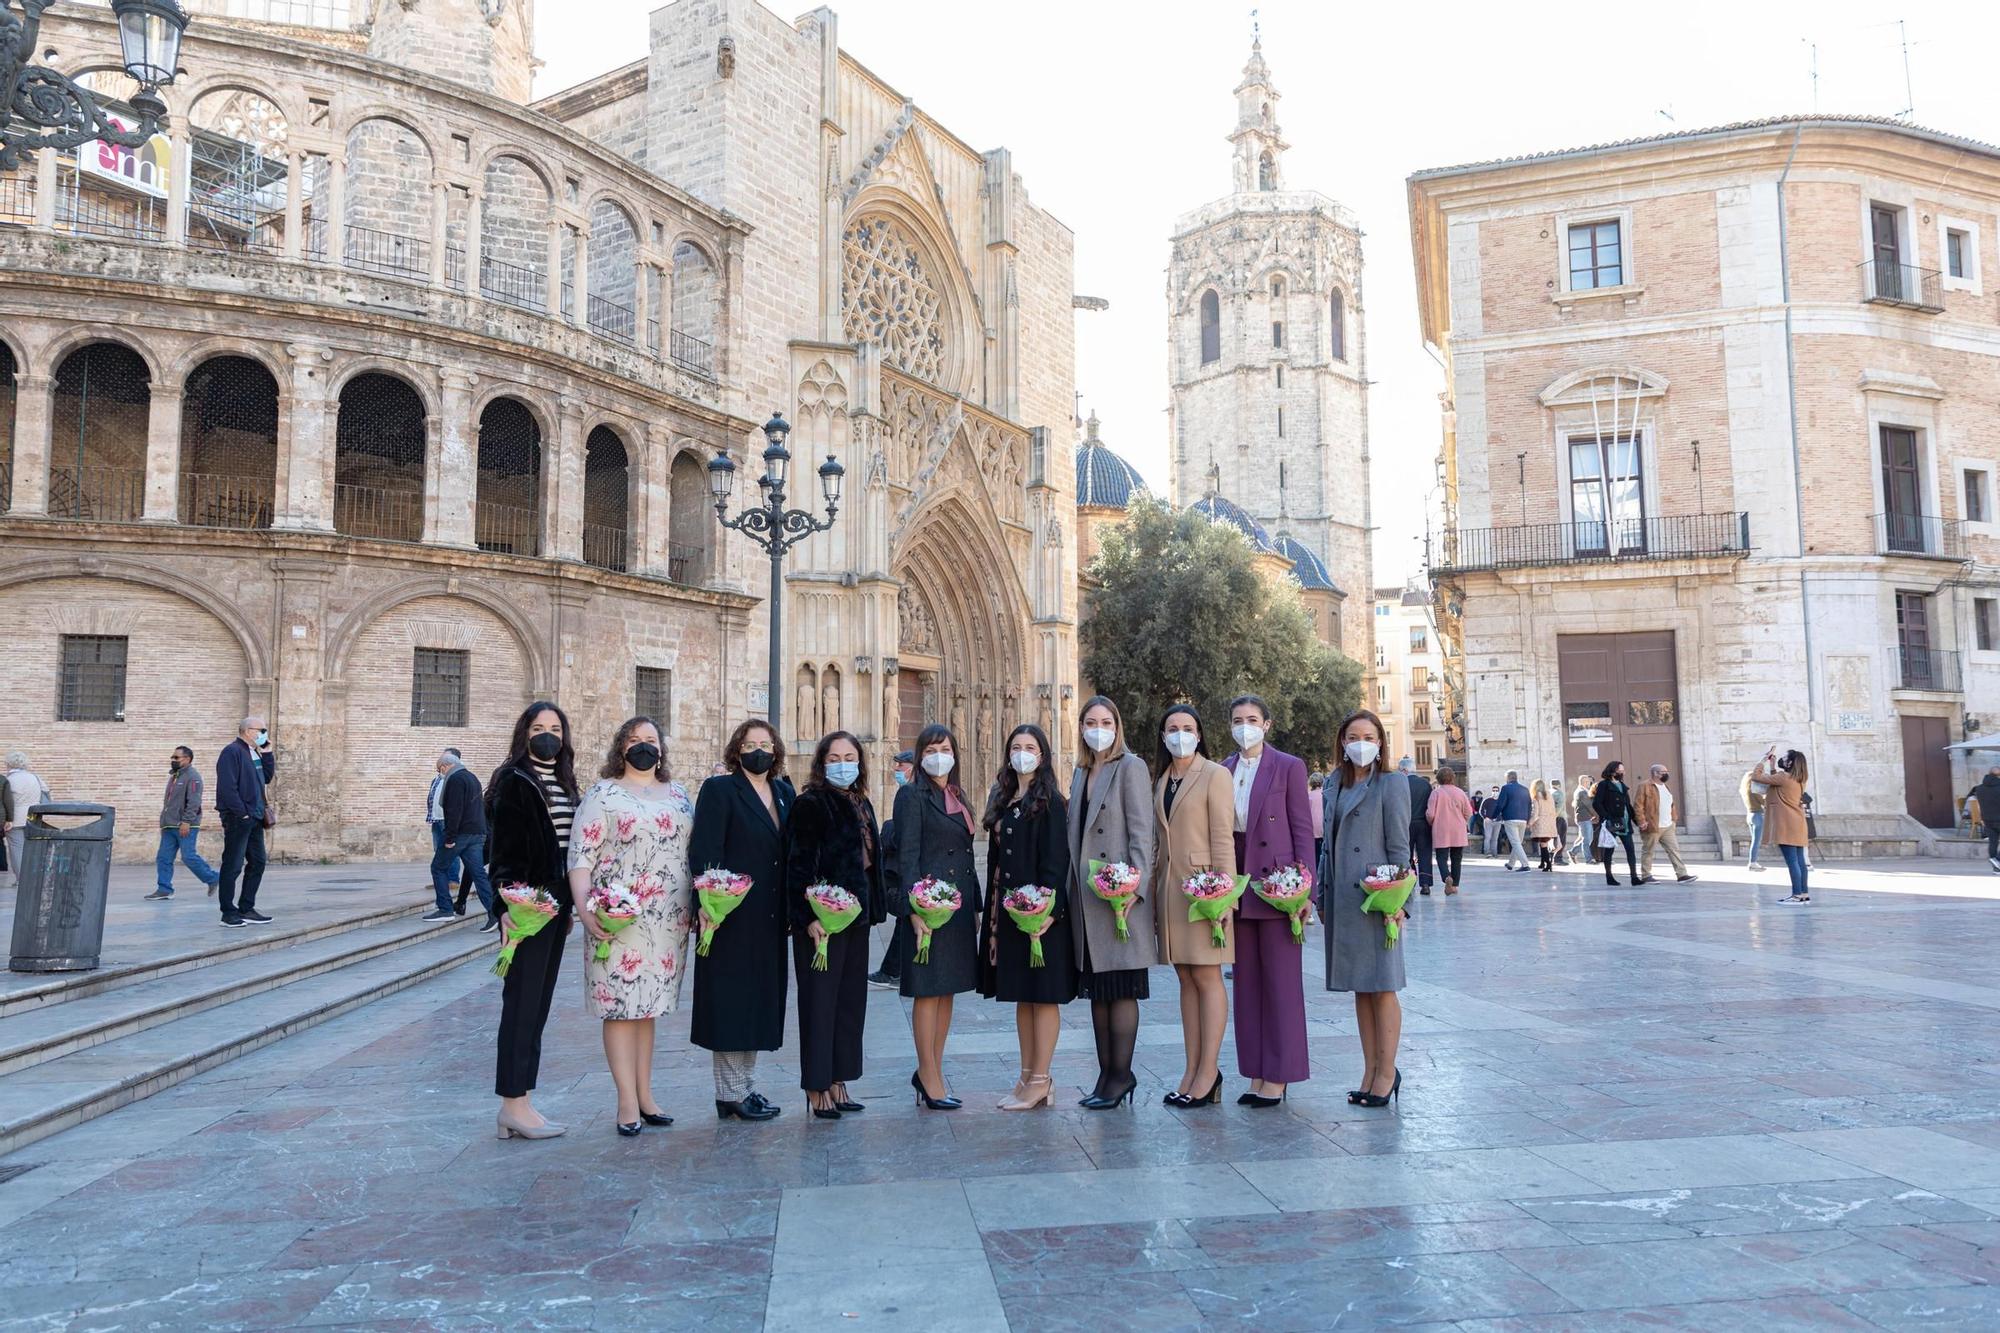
[709,412,845,737]
[1,0,191,172]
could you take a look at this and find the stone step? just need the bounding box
[0,914,478,1078]
[0,924,493,1157]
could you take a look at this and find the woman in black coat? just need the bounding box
[688,718,794,1123]
[488,700,579,1141]
[891,722,980,1110]
[783,730,884,1119]
[1591,760,1640,886]
[977,723,1075,1110]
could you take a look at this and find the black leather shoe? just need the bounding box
[616,1121,643,1137]
[638,1110,673,1127]
[744,1092,784,1118]
[716,1098,780,1122]
[835,1097,864,1113]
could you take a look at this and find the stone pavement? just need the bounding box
[3,850,2000,1329]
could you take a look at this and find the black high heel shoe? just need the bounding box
[1163,1089,1190,1107]
[911,1070,961,1111]
[1081,1079,1137,1110]
[1181,1075,1222,1108]
[616,1121,643,1137]
[1355,1068,1402,1108]
[1243,1089,1288,1108]
[639,1110,674,1127]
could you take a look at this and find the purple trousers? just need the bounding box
[1233,834,1311,1083]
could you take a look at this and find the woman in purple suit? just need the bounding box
[1222,695,1318,1108]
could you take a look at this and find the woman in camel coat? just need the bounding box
[1753,749,1812,903]
[1153,703,1235,1107]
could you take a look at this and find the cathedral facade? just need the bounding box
[1166,39,1373,669]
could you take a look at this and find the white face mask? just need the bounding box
[1009,749,1039,774]
[1082,726,1116,753]
[1231,723,1266,750]
[921,751,954,778]
[1344,739,1380,769]
[1163,731,1199,759]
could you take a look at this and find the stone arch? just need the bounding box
[34,324,165,384]
[1198,287,1222,365]
[841,188,980,396]
[670,238,720,355]
[667,444,712,584]
[179,355,279,530]
[327,357,443,418]
[476,143,557,195]
[333,369,429,542]
[325,575,547,690]
[49,340,152,522]
[0,324,27,378]
[480,151,555,311]
[168,337,289,392]
[474,395,543,557]
[341,114,437,280]
[178,75,301,129]
[0,555,271,680]
[582,423,633,572]
[1539,366,1670,407]
[586,195,641,339]
[471,381,556,442]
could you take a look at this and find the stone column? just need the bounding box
[419,412,445,543]
[429,179,450,289]
[165,129,192,247]
[657,249,676,356]
[638,421,673,576]
[572,228,591,329]
[282,151,305,261]
[33,150,56,229]
[633,258,651,353]
[465,189,484,301]
[551,396,584,560]
[433,370,477,547]
[544,220,564,315]
[325,154,347,265]
[7,374,53,514]
[278,344,336,531]
[272,560,336,858]
[142,386,184,522]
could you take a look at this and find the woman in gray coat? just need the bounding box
[1319,708,1411,1109]
[1066,696,1157,1109]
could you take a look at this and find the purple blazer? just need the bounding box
[1222,745,1317,918]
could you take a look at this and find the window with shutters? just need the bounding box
[58,635,127,721]
[411,648,469,727]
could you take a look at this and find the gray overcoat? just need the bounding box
[1066,752,1160,972]
[1318,771,1412,993]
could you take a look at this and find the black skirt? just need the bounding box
[1075,922,1150,1001]
[978,899,1079,1005]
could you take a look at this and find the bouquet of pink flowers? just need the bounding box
[1001,884,1057,967]
[1183,869,1247,948]
[692,868,753,957]
[586,884,640,962]
[493,883,561,978]
[1360,864,1417,948]
[803,883,862,970]
[1252,863,1313,941]
[1087,860,1141,941]
[907,877,961,965]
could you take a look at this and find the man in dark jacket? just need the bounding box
[431,749,495,925]
[1977,768,2000,872]
[147,745,219,901]
[1497,772,1533,872]
[1400,756,1434,894]
[867,750,916,989]
[214,716,275,927]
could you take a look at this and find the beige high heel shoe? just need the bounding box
[496,1108,567,1140]
[999,1073,1054,1111]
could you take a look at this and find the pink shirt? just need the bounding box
[1427,784,1474,848]
[1309,792,1324,839]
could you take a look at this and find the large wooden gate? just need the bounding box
[1558,631,1685,811]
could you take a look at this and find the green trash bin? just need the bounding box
[9,803,116,973]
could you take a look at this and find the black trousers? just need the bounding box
[216,811,267,916]
[1434,846,1463,885]
[876,917,906,981]
[1599,830,1639,881]
[795,922,867,1092]
[495,908,568,1098]
[1410,823,1434,886]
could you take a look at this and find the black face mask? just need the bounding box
[740,749,776,776]
[624,742,661,772]
[1660,773,1671,784]
[1777,755,1795,772]
[169,760,182,774]
[528,733,563,761]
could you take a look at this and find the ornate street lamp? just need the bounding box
[1,1,192,173]
[710,411,845,736]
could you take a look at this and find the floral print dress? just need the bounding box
[569,778,695,1021]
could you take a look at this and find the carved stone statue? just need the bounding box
[822,675,841,734]
[797,673,819,744]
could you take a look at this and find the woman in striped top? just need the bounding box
[489,701,580,1140]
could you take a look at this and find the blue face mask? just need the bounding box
[826,761,861,790]
[893,770,911,787]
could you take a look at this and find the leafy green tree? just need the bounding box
[1081,499,1362,769]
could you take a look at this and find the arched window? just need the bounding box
[334,372,427,542]
[671,241,719,377]
[179,355,278,529]
[50,342,150,522]
[586,199,639,343]
[341,118,434,281]
[1330,289,1346,362]
[475,398,541,556]
[668,449,710,584]
[583,425,630,572]
[479,155,551,311]
[0,339,15,514]
[1271,274,1285,300]
[1258,150,1275,191]
[1199,289,1220,365]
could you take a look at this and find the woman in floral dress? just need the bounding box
[567,715,695,1136]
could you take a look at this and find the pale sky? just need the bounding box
[535,0,2000,585]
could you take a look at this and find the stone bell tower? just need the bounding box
[366,0,536,105]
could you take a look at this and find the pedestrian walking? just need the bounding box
[688,719,792,1123]
[1551,778,1571,865]
[1634,764,1697,884]
[1426,767,1472,895]
[866,750,916,989]
[1529,780,1559,871]
[1154,703,1235,1108]
[1401,756,1434,894]
[786,730,884,1118]
[430,749,495,924]
[1572,774,1596,860]
[1591,761,1640,886]
[1068,696,1157,1110]
[147,746,219,900]
[1755,749,1812,903]
[1480,790,1503,855]
[1497,771,1533,871]
[1222,696,1316,1108]
[570,715,694,1137]
[1320,709,1412,1109]
[891,723,980,1110]
[1975,767,2000,873]
[491,701,578,1141]
[1,752,51,891]
[1308,771,1326,872]
[977,723,1075,1110]
[214,718,275,927]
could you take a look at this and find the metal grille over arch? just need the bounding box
[0,340,14,512]
[475,397,541,556]
[666,449,709,584]
[334,372,427,542]
[50,343,151,523]
[582,425,630,573]
[179,356,278,529]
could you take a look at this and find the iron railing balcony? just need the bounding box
[341,223,430,282]
[670,327,715,379]
[1874,512,1964,560]
[473,499,541,557]
[47,466,147,523]
[587,293,637,345]
[0,174,36,225]
[1859,259,1944,313]
[582,521,629,573]
[1897,647,1963,693]
[480,255,546,313]
[1428,511,1750,574]
[179,472,274,529]
[333,482,423,543]
[666,540,701,585]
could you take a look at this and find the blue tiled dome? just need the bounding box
[1074,412,1150,509]
[1190,493,1277,553]
[1276,534,1340,593]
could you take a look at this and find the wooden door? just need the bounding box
[1896,591,1934,687]
[1881,428,1924,551]
[1900,715,1954,828]
[1872,205,1903,297]
[1558,631,1684,813]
